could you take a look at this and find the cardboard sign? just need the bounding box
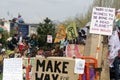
[3,58,22,80]
[90,7,115,35]
[32,57,79,80]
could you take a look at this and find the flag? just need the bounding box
[66,22,78,40]
[54,25,66,43]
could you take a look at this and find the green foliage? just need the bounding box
[37,17,55,50]
[93,0,120,8]
[62,6,92,28]
[0,31,9,47]
[63,0,120,29]
[0,73,2,80]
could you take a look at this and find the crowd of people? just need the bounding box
[2,33,63,58]
[0,26,88,77]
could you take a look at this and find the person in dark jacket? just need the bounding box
[29,34,38,48]
[11,33,18,48]
[113,49,120,80]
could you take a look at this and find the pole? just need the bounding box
[96,35,101,59]
[26,58,30,80]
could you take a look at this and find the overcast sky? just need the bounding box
[0,0,93,23]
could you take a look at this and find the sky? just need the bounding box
[0,0,93,23]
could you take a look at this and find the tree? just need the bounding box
[92,0,120,9]
[37,17,55,50]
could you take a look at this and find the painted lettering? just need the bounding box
[62,62,69,73]
[36,60,45,72]
[35,73,59,80]
[54,61,61,73]
[35,73,44,80]
[46,60,53,72]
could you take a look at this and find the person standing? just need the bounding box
[113,49,120,80]
[29,34,38,48]
[11,33,18,49]
[18,32,23,44]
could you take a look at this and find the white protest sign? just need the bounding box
[90,7,115,35]
[3,58,23,80]
[47,35,52,43]
[74,59,85,74]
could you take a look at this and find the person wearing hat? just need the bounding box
[113,49,120,80]
[0,53,3,74]
[0,48,7,73]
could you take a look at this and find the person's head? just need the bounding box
[14,33,18,37]
[0,43,2,47]
[37,49,44,55]
[81,29,86,35]
[19,32,22,36]
[21,48,28,56]
[1,48,5,54]
[118,49,120,57]
[32,34,37,39]
[22,39,26,43]
[14,48,19,53]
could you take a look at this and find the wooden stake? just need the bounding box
[96,35,101,59]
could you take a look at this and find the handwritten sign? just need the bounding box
[90,7,115,35]
[47,35,52,43]
[32,57,79,80]
[74,59,85,74]
[3,58,22,80]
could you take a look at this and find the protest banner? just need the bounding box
[90,7,115,35]
[3,58,22,80]
[66,22,78,40]
[66,44,81,58]
[54,25,66,43]
[32,57,79,80]
[90,7,115,59]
